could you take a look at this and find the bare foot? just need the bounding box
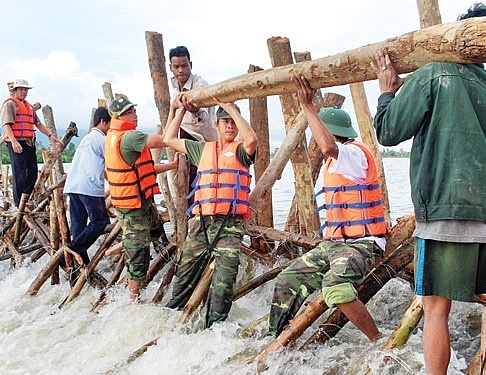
[106,242,124,257]
[63,246,84,265]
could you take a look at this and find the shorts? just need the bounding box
[414,238,486,301]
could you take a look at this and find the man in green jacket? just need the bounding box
[371,3,486,374]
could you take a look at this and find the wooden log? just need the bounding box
[233,263,290,301]
[382,294,423,350]
[3,236,27,267]
[249,112,307,208]
[239,243,276,267]
[32,121,77,199]
[90,256,126,314]
[247,64,274,254]
[184,18,486,107]
[143,242,176,287]
[416,0,442,28]
[59,221,122,308]
[26,249,64,296]
[349,82,392,226]
[384,214,416,256]
[0,243,42,261]
[178,259,215,324]
[268,37,319,237]
[175,155,189,255]
[13,193,29,245]
[102,82,114,108]
[144,32,179,236]
[145,31,171,138]
[246,224,321,249]
[151,262,176,303]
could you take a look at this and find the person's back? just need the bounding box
[371,4,486,373]
[375,61,486,223]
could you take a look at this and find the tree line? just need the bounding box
[0,140,170,164]
[270,147,410,158]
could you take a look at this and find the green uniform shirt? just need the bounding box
[374,62,486,223]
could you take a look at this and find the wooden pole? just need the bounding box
[267,37,319,237]
[183,18,486,107]
[349,82,392,225]
[247,64,274,254]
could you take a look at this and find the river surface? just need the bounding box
[0,158,482,374]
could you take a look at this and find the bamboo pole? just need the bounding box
[183,18,486,107]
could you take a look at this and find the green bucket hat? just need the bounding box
[318,107,358,138]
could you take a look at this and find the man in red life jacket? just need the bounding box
[163,95,257,328]
[1,79,61,207]
[105,95,178,302]
[267,74,387,340]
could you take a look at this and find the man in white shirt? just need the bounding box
[62,107,111,266]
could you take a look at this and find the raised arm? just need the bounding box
[291,73,338,159]
[162,94,188,154]
[214,99,257,155]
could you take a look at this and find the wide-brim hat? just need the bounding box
[318,107,358,138]
[11,79,33,90]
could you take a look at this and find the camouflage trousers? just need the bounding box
[268,239,383,336]
[116,201,164,281]
[166,214,245,328]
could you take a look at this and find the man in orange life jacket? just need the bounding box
[163,94,257,328]
[105,95,178,302]
[267,74,387,339]
[1,79,61,207]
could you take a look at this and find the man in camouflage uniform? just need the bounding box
[163,95,257,328]
[105,96,178,302]
[267,74,387,340]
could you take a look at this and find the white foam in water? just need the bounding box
[0,159,481,374]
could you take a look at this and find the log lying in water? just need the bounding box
[183,17,486,107]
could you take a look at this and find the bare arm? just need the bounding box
[154,153,179,173]
[214,99,257,155]
[34,122,62,146]
[162,95,188,154]
[291,73,338,159]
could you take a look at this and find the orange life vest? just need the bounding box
[187,141,252,218]
[105,119,160,209]
[4,97,36,139]
[314,140,387,239]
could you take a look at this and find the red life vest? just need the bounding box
[4,97,36,139]
[315,140,387,239]
[105,119,160,209]
[187,141,252,218]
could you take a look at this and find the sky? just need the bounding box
[0,0,475,151]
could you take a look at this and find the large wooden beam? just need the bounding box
[184,17,486,107]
